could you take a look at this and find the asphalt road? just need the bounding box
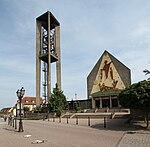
[1,118,150,147]
[0,119,125,147]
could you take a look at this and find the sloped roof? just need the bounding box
[92,89,121,97]
[0,107,12,113]
[17,96,43,105]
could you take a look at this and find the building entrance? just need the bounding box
[112,98,118,107]
[95,100,100,108]
[102,99,110,108]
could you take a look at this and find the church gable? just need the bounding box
[91,51,126,94]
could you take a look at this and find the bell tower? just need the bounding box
[36,11,61,106]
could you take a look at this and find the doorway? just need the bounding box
[95,100,100,108]
[102,99,110,108]
[112,99,118,107]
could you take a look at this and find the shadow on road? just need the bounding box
[3,127,18,132]
[90,119,147,132]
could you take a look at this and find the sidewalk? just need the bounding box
[118,130,150,147]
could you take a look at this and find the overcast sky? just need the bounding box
[0,0,150,109]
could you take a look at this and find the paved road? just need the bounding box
[0,119,124,147]
[0,118,150,147]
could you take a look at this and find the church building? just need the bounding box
[87,50,131,109]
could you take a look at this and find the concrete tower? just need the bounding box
[36,11,61,106]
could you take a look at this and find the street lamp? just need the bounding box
[16,87,25,132]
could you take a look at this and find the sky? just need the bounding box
[0,0,150,109]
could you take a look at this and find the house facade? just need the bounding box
[17,96,43,111]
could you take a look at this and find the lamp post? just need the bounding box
[16,87,25,132]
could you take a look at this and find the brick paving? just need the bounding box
[118,131,150,147]
[0,117,150,147]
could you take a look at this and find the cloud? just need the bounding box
[0,0,150,109]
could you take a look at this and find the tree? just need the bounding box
[23,106,30,118]
[48,84,67,117]
[143,69,150,75]
[35,105,41,113]
[23,106,30,112]
[74,101,81,112]
[119,80,150,128]
[143,69,150,80]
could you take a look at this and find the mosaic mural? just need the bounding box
[91,52,125,94]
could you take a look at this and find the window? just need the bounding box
[25,100,28,103]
